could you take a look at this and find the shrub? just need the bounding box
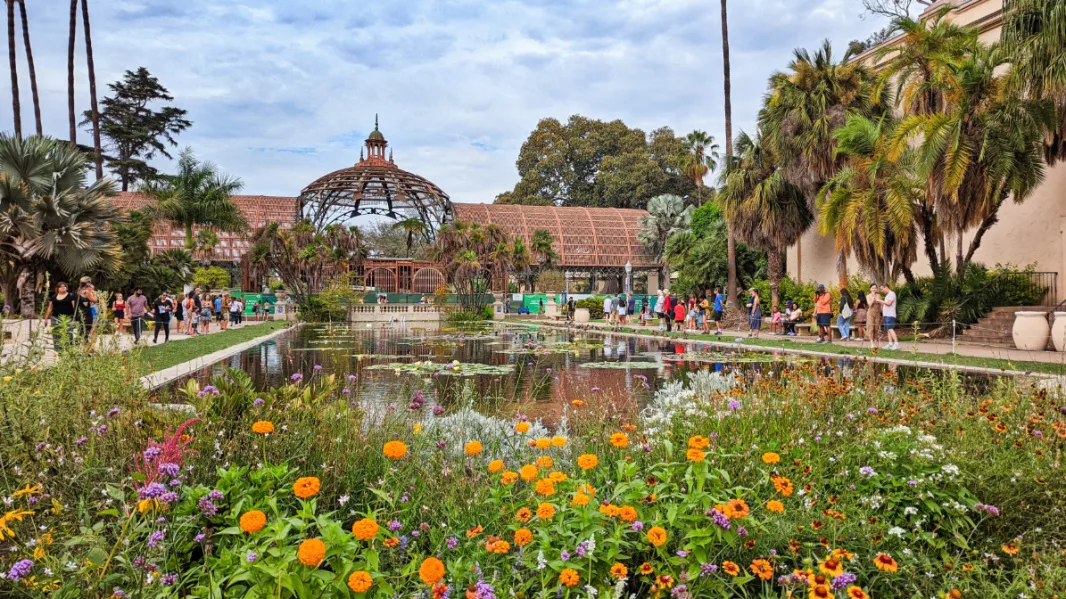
[575,297,605,319]
[192,266,231,290]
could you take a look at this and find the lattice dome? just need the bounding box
[299,116,452,232]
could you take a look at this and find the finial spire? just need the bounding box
[375,113,379,131]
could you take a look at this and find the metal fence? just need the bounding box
[999,271,1058,307]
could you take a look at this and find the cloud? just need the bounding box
[2,0,889,202]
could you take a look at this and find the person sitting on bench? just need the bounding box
[783,301,803,336]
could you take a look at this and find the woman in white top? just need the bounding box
[654,290,665,329]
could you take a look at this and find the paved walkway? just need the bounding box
[516,317,1066,374]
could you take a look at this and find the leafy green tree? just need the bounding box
[83,67,191,191]
[718,132,812,310]
[498,116,696,208]
[193,265,231,290]
[141,148,246,249]
[664,203,765,295]
[637,194,693,285]
[0,134,122,315]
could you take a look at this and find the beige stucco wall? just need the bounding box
[789,0,1066,299]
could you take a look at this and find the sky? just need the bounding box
[1,0,892,203]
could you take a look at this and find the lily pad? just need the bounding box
[365,360,516,377]
[677,351,811,364]
[578,361,663,369]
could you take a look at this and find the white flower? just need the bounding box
[888,527,907,537]
[536,550,548,571]
[338,495,350,506]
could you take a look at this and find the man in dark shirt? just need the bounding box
[153,291,174,344]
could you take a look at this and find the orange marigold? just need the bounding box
[618,505,638,522]
[466,525,483,538]
[688,435,710,449]
[723,498,750,519]
[762,452,781,465]
[551,436,567,447]
[722,561,740,576]
[572,492,591,507]
[610,432,629,448]
[488,459,504,474]
[773,476,794,497]
[766,500,785,513]
[647,526,668,547]
[534,478,555,496]
[559,568,580,587]
[515,507,532,522]
[535,456,554,469]
[576,454,599,470]
[639,562,654,575]
[348,571,373,593]
[686,448,706,462]
[514,528,533,546]
[847,587,870,599]
[501,470,518,485]
[384,537,400,548]
[610,563,628,579]
[293,476,321,499]
[383,440,408,459]
[515,421,531,434]
[464,441,483,456]
[419,557,446,586]
[251,420,275,435]
[750,559,773,580]
[519,464,539,481]
[536,502,556,519]
[549,471,568,483]
[297,538,326,567]
[486,538,510,554]
[351,518,379,541]
[239,510,267,534]
[535,437,552,449]
[874,553,898,572]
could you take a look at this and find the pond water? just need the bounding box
[167,323,995,423]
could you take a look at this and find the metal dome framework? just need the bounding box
[299,117,452,233]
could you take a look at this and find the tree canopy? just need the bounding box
[496,115,697,208]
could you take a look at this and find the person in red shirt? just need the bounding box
[662,292,674,332]
[673,298,686,330]
[814,283,833,343]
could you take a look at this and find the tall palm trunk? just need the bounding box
[768,249,782,313]
[67,0,76,144]
[17,0,39,136]
[81,0,103,179]
[721,0,737,307]
[6,0,20,138]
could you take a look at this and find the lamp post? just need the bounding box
[624,261,633,294]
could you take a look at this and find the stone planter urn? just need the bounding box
[574,308,590,323]
[1012,311,1050,351]
[544,295,559,318]
[1050,312,1066,352]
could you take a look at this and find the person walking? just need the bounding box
[837,288,854,341]
[153,292,174,343]
[219,294,230,331]
[853,292,868,341]
[174,293,185,334]
[866,284,883,346]
[713,287,725,335]
[814,284,832,344]
[200,294,212,334]
[126,287,149,344]
[662,291,673,332]
[654,290,665,330]
[185,293,199,336]
[112,293,127,335]
[214,294,224,327]
[230,296,243,327]
[43,282,78,351]
[746,288,762,338]
[878,284,900,350]
[75,281,96,343]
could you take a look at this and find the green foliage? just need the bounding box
[751,277,821,314]
[535,269,565,293]
[574,296,605,319]
[896,263,1049,327]
[192,266,231,290]
[84,67,191,191]
[497,115,696,208]
[664,208,766,294]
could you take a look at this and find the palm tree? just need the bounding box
[67,0,76,144]
[141,148,247,249]
[527,228,557,292]
[391,217,427,257]
[80,0,102,179]
[638,194,694,287]
[719,132,813,311]
[6,0,19,138]
[1001,0,1066,162]
[681,130,720,204]
[193,229,219,265]
[758,39,884,287]
[818,115,922,284]
[721,0,737,307]
[0,135,123,315]
[17,0,40,136]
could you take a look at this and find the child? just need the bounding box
[673,299,686,331]
[770,307,783,335]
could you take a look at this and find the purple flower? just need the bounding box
[727,399,741,411]
[591,387,601,392]
[630,520,644,531]
[112,590,126,598]
[161,573,177,586]
[158,462,180,477]
[859,466,876,477]
[197,496,218,517]
[291,373,303,382]
[975,503,1000,517]
[75,436,88,446]
[108,408,121,417]
[7,559,33,581]
[676,550,689,558]
[560,551,570,561]
[400,494,409,503]
[575,542,587,557]
[866,407,879,414]
[168,479,182,488]
[253,398,265,407]
[433,405,445,416]
[348,374,357,382]
[736,526,748,537]
[831,572,857,591]
[35,442,47,452]
[388,520,402,532]
[208,490,224,501]
[96,425,109,436]
[707,509,731,530]
[147,529,166,549]
[436,440,447,449]
[247,552,258,563]
[699,563,718,577]
[343,388,351,395]
[194,533,205,543]
[446,536,459,549]
[138,482,167,500]
[143,447,163,462]
[160,492,179,505]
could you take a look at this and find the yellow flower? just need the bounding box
[722,561,740,576]
[383,441,408,459]
[348,571,373,593]
[549,471,568,483]
[488,459,504,473]
[464,440,483,456]
[762,452,781,465]
[413,423,423,434]
[515,421,531,434]
[610,432,629,448]
[535,437,551,449]
[576,454,599,470]
[251,420,274,435]
[819,556,844,577]
[297,538,326,567]
[766,500,785,513]
[13,484,41,498]
[551,436,567,447]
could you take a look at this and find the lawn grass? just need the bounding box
[138,320,293,372]
[521,319,1066,375]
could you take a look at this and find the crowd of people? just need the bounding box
[42,279,273,351]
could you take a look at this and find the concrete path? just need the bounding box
[516,317,1066,376]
